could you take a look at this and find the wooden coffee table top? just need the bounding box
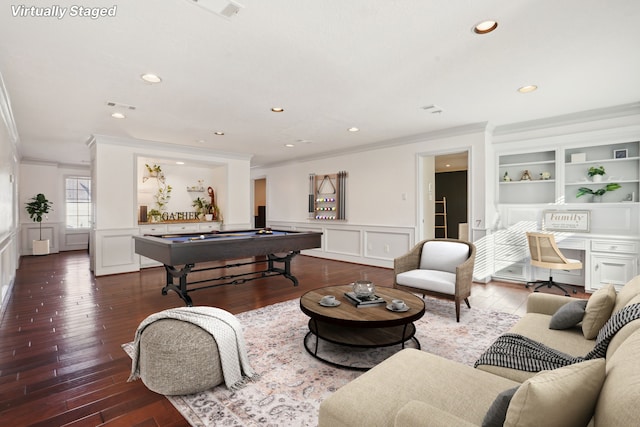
[300,284,425,328]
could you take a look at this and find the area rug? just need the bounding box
[123,297,520,426]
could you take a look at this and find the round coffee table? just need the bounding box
[299,284,425,370]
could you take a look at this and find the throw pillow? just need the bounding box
[482,386,518,427]
[582,284,617,339]
[549,300,588,330]
[611,275,640,314]
[504,359,605,427]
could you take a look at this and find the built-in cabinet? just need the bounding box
[492,228,529,282]
[590,239,639,291]
[494,140,640,290]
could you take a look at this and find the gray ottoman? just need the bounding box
[138,318,224,395]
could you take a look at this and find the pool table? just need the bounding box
[133,229,322,306]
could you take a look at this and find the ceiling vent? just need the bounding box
[106,101,136,110]
[421,104,444,114]
[188,0,243,19]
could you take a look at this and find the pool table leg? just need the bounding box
[163,263,195,306]
[267,251,300,286]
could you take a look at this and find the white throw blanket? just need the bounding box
[128,306,259,390]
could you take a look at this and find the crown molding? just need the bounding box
[19,158,91,170]
[493,102,640,137]
[87,134,253,161]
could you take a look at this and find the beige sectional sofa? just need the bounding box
[318,276,640,427]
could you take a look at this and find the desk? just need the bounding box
[492,230,638,293]
[133,229,322,305]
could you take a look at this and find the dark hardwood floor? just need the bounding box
[0,250,587,426]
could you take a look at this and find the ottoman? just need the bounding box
[138,318,224,395]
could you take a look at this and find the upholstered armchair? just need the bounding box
[394,239,476,322]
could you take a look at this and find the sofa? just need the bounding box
[318,275,640,426]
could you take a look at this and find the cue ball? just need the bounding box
[200,235,205,239]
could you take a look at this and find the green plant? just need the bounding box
[145,163,162,175]
[147,209,162,221]
[587,166,606,177]
[25,193,53,240]
[192,197,212,217]
[144,164,172,213]
[576,183,622,198]
[153,184,172,211]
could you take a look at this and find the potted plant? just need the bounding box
[588,166,606,182]
[25,193,53,255]
[576,183,621,202]
[192,197,212,220]
[145,163,162,177]
[147,209,162,222]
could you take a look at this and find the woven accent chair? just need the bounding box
[394,239,476,322]
[525,232,582,296]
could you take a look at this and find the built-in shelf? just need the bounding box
[499,180,555,185]
[497,141,640,204]
[493,141,639,286]
[565,141,639,204]
[499,159,555,168]
[498,150,556,204]
[566,180,639,186]
[566,156,640,166]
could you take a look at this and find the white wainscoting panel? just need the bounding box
[268,221,416,268]
[325,228,362,256]
[0,233,17,316]
[94,228,140,276]
[21,222,60,255]
[364,230,411,260]
[64,231,89,251]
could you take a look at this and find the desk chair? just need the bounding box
[525,232,581,296]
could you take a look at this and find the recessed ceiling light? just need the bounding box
[176,161,185,165]
[473,20,498,34]
[284,143,295,148]
[271,107,284,112]
[214,131,225,135]
[446,164,451,168]
[141,73,162,83]
[348,127,360,132]
[111,112,125,119]
[518,85,538,93]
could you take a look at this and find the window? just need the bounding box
[65,177,91,228]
